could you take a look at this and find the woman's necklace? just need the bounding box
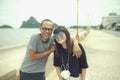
[61,51,70,70]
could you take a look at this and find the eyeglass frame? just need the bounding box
[41,27,53,32]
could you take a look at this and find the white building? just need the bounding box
[102,13,120,30]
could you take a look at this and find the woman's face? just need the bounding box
[55,32,67,44]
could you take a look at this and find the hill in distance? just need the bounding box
[0,25,13,29]
[20,16,40,28]
[20,16,58,28]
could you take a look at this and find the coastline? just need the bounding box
[0,43,27,51]
[0,44,26,69]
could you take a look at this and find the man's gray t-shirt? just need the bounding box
[20,33,53,73]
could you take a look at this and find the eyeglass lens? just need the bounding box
[42,27,53,31]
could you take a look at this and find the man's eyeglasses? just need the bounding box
[41,27,53,32]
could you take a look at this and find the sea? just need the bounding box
[0,28,80,50]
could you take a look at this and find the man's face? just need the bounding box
[40,21,53,41]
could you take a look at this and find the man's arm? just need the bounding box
[71,37,82,58]
[29,45,55,60]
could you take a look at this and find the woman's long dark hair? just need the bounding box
[53,26,73,57]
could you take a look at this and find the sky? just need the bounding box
[0,0,120,28]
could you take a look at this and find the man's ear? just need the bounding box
[40,27,42,31]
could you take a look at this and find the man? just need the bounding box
[20,19,81,80]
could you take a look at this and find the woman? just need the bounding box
[53,26,88,80]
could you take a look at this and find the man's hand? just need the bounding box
[71,37,82,58]
[50,45,56,52]
[73,43,82,58]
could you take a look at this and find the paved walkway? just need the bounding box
[0,29,120,80]
[83,30,120,80]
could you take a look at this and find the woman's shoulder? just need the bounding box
[78,43,85,52]
[78,43,83,48]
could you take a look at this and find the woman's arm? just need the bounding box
[71,37,82,58]
[81,68,86,80]
[55,67,63,80]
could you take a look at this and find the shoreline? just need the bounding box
[0,43,27,51]
[0,44,27,69]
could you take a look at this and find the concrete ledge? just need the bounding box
[0,61,17,80]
